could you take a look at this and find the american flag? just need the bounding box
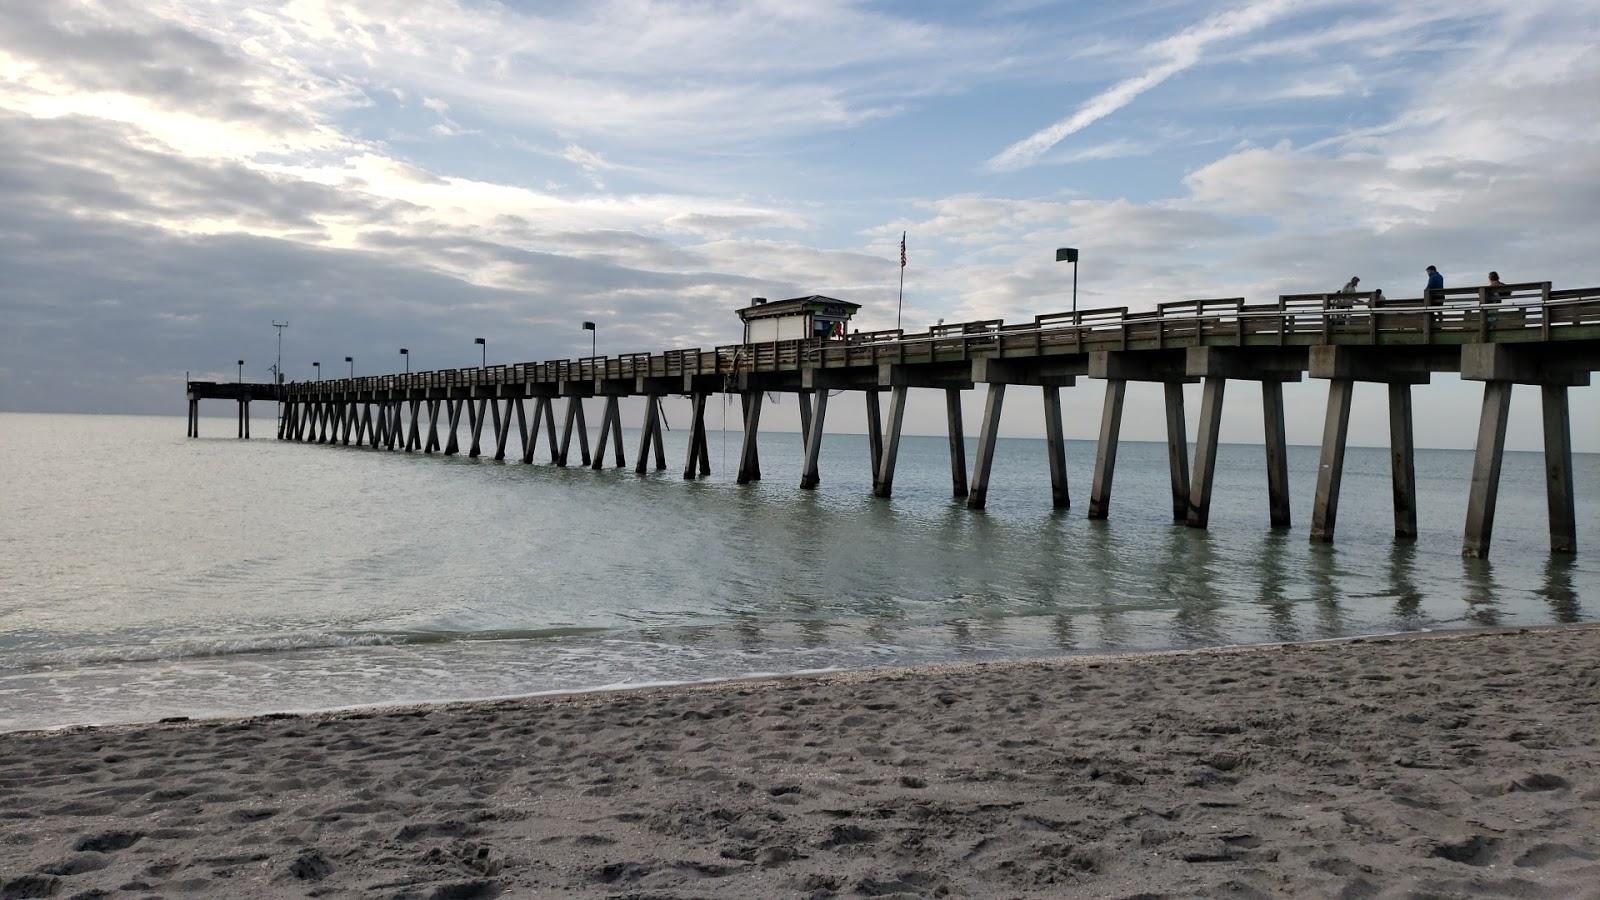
[899,232,906,268]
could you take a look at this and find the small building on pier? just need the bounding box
[737,295,860,343]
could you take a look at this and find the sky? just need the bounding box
[1,0,1596,451]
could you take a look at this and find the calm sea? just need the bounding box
[1,411,1594,731]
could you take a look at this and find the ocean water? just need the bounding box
[1,410,1594,732]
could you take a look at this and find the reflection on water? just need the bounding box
[0,411,1595,731]
[1541,556,1581,623]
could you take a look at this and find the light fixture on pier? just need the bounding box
[237,359,244,382]
[474,337,486,368]
[399,348,409,374]
[1056,247,1079,316]
[313,361,321,381]
[345,356,354,378]
[582,321,596,357]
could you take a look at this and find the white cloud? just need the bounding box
[987,0,1304,171]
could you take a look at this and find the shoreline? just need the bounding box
[5,623,1599,897]
[9,622,1508,737]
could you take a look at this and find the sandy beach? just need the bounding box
[3,625,1599,899]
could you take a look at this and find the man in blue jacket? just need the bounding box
[1425,265,1444,293]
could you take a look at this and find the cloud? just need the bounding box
[986,0,1302,171]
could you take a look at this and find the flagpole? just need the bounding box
[896,231,905,331]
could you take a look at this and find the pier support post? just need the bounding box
[635,397,662,474]
[588,397,611,470]
[1088,380,1127,518]
[1262,380,1292,529]
[445,400,464,455]
[424,400,440,453]
[514,398,533,463]
[491,398,510,460]
[469,397,489,457]
[542,398,559,464]
[408,400,423,451]
[558,398,590,466]
[188,398,197,437]
[1044,385,1072,510]
[684,393,709,479]
[966,383,1006,510]
[800,389,826,489]
[650,396,666,470]
[798,391,814,455]
[739,391,765,484]
[1310,379,1355,543]
[236,400,244,439]
[373,403,387,448]
[1463,381,1513,559]
[1388,384,1418,540]
[873,386,908,498]
[1164,383,1189,523]
[1542,385,1577,554]
[946,387,968,498]
[865,390,884,481]
[1186,377,1226,528]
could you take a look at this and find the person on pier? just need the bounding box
[1424,265,1444,301]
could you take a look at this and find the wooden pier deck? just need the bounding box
[188,282,1600,559]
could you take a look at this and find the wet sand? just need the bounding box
[3,625,1599,899]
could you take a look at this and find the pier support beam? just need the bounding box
[1186,377,1226,528]
[491,398,510,461]
[946,388,968,498]
[966,383,1006,510]
[1458,343,1591,559]
[1044,385,1072,510]
[1087,380,1126,518]
[1262,380,1291,529]
[798,391,814,457]
[635,396,665,474]
[1542,385,1577,555]
[1388,384,1418,540]
[865,390,883,482]
[1309,379,1354,543]
[684,393,710,479]
[1463,381,1513,559]
[424,400,441,453]
[800,390,826,489]
[1164,384,1189,523]
[188,398,198,437]
[514,398,533,463]
[593,397,623,470]
[469,397,489,458]
[739,391,765,484]
[873,386,908,498]
[445,400,463,455]
[557,398,590,467]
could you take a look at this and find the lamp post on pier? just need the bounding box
[474,337,486,368]
[582,321,596,357]
[237,360,244,383]
[1056,247,1079,316]
[345,356,354,378]
[313,361,321,382]
[400,348,409,374]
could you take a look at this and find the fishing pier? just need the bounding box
[187,283,1600,560]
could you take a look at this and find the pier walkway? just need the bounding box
[188,282,1600,559]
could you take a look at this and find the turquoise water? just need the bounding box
[1,411,1593,731]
